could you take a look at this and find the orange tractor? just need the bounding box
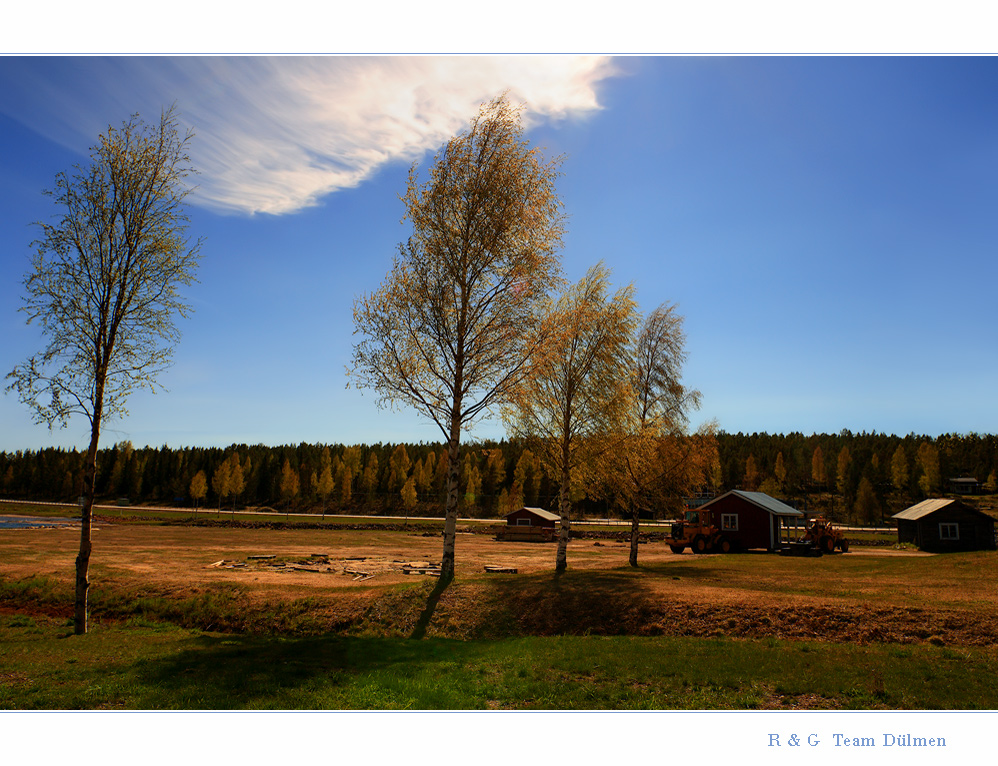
[666,508,732,554]
[782,516,849,555]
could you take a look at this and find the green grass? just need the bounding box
[0,501,80,520]
[0,574,343,636]
[3,614,996,710]
[0,500,454,527]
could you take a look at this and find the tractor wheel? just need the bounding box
[669,545,685,555]
[693,535,708,554]
[820,535,835,554]
[718,537,732,554]
[839,539,850,553]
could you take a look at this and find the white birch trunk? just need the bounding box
[555,440,572,572]
[441,425,461,579]
[629,508,640,567]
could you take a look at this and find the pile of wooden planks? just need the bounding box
[399,561,442,577]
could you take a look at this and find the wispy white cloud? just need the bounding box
[2,56,617,215]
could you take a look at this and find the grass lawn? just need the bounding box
[4,613,998,710]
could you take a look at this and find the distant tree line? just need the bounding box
[715,431,998,522]
[0,440,557,517]
[3,431,995,523]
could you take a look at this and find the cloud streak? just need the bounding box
[3,56,617,215]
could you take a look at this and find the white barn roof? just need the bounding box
[505,507,560,521]
[702,490,804,517]
[893,498,959,521]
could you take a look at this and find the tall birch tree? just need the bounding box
[351,95,564,578]
[190,470,207,512]
[610,303,709,567]
[504,264,638,572]
[5,107,202,635]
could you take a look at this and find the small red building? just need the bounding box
[496,507,560,542]
[505,507,560,529]
[893,498,997,552]
[697,490,804,551]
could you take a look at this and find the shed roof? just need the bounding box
[702,490,804,517]
[506,507,561,522]
[892,498,955,521]
[892,498,993,521]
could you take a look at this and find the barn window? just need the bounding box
[939,522,959,541]
[721,513,738,531]
[516,518,532,526]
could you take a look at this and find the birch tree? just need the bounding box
[280,458,300,509]
[351,95,565,578]
[917,441,941,495]
[5,107,202,635]
[212,457,232,512]
[190,470,207,512]
[228,453,245,511]
[609,303,709,567]
[504,263,638,572]
[316,462,335,517]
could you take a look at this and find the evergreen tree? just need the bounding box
[462,454,481,510]
[811,445,827,486]
[421,451,437,496]
[361,452,379,503]
[513,449,538,507]
[836,446,852,496]
[482,448,506,510]
[388,444,411,494]
[917,441,941,495]
[774,451,787,488]
[855,476,880,524]
[891,445,909,492]
[744,455,761,491]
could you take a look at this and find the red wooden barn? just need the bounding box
[505,507,560,529]
[496,507,561,542]
[697,490,804,551]
[892,498,997,552]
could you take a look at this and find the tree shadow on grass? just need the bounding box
[475,568,666,638]
[130,630,481,709]
[410,572,452,640]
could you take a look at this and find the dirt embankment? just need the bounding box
[350,576,998,647]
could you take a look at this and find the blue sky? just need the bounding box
[1,55,996,452]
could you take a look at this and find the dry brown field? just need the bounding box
[3,516,998,646]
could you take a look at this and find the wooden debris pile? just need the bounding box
[206,553,446,580]
[483,564,518,574]
[396,561,442,577]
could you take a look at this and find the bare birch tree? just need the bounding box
[504,263,638,572]
[351,95,565,579]
[6,107,202,634]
